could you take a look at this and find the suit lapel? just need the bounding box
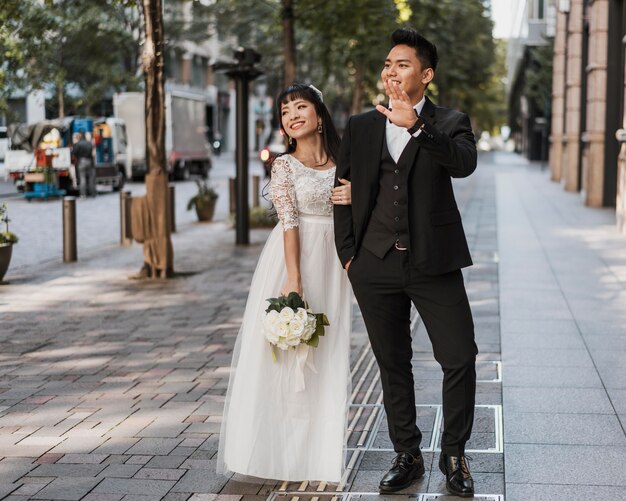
[363,112,386,201]
[401,96,437,174]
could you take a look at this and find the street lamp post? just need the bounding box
[213,48,263,245]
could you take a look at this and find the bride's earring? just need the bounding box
[288,136,294,146]
[317,122,323,134]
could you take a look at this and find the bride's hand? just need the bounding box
[331,178,351,205]
[280,278,302,297]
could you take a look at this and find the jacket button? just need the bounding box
[393,201,398,206]
[394,216,399,222]
[393,185,399,190]
[394,169,399,174]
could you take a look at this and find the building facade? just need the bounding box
[549,0,626,233]
[507,0,557,161]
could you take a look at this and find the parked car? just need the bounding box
[260,129,287,177]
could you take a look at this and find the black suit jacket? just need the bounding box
[334,97,477,276]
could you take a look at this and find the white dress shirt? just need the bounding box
[385,96,426,164]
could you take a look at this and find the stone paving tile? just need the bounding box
[503,387,614,414]
[170,469,229,493]
[82,494,124,501]
[57,453,110,464]
[505,483,626,501]
[133,467,186,481]
[28,463,107,477]
[0,458,38,483]
[0,484,22,498]
[32,476,102,500]
[125,438,182,456]
[505,412,626,446]
[97,464,143,479]
[91,478,176,496]
[505,444,626,485]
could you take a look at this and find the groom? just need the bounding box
[334,28,478,497]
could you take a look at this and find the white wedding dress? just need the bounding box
[217,154,352,482]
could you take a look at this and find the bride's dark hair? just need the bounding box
[276,83,341,163]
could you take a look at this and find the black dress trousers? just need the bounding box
[348,246,477,456]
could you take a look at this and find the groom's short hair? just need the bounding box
[391,28,438,71]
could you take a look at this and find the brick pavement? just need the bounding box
[1,151,624,500]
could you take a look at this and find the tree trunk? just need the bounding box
[281,0,296,88]
[140,0,173,278]
[350,63,365,116]
[57,79,65,118]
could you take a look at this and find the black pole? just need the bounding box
[235,77,250,245]
[212,47,262,247]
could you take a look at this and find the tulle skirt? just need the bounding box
[217,214,352,482]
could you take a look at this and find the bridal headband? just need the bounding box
[309,84,323,102]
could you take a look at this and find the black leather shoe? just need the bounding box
[439,453,474,497]
[379,451,425,493]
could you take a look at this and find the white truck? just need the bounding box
[113,90,212,180]
[5,116,132,193]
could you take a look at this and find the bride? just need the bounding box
[217,83,353,483]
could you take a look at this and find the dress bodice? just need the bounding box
[270,154,336,230]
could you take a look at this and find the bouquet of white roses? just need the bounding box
[262,292,330,361]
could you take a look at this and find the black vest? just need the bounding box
[362,134,411,258]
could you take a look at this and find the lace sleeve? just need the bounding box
[270,156,298,230]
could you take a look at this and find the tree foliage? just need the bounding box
[0,0,142,118]
[210,0,505,130]
[524,39,554,114]
[1,0,506,131]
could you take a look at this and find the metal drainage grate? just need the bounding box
[366,404,503,454]
[268,493,505,500]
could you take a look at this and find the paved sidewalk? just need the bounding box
[0,151,624,500]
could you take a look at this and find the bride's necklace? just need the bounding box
[297,154,328,168]
[312,155,328,167]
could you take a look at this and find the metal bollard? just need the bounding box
[120,191,132,246]
[229,177,236,214]
[62,197,77,262]
[169,184,176,233]
[252,175,260,208]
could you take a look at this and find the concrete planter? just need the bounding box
[0,243,13,282]
[195,197,217,222]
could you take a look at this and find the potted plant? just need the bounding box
[187,179,218,222]
[0,203,18,282]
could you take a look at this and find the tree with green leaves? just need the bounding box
[208,0,504,131]
[405,0,497,118]
[0,0,142,118]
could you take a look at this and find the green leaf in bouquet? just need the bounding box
[285,291,305,310]
[314,320,325,339]
[265,296,285,314]
[306,332,320,348]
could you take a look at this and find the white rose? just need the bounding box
[265,310,280,328]
[277,322,289,339]
[285,333,301,347]
[279,306,295,323]
[266,327,281,344]
[289,318,305,336]
[276,338,290,350]
[295,308,308,322]
[302,315,317,339]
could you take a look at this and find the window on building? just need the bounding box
[529,0,545,20]
[192,56,207,88]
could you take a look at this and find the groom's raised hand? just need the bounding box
[375,80,417,129]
